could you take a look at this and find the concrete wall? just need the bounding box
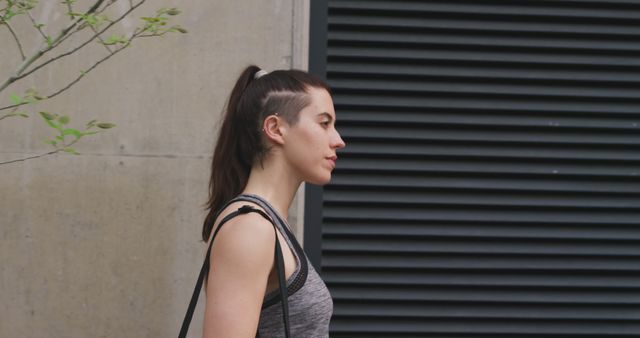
[0,0,309,337]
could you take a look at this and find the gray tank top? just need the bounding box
[231,194,333,338]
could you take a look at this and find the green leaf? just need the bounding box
[9,94,22,105]
[44,118,61,130]
[61,128,83,139]
[84,14,97,25]
[5,112,29,117]
[83,131,99,135]
[169,25,188,34]
[166,8,180,16]
[39,111,56,120]
[97,123,116,129]
[39,112,61,130]
[58,115,70,125]
[141,17,160,23]
[5,10,16,21]
[62,147,79,155]
[86,119,97,128]
[55,135,64,141]
[103,34,126,45]
[43,140,57,146]
[46,35,53,47]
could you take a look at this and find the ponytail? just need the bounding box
[202,65,330,241]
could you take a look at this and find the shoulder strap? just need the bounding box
[178,205,291,338]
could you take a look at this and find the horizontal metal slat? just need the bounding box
[340,142,640,162]
[323,196,640,212]
[329,1,640,20]
[337,109,640,131]
[329,15,640,37]
[323,237,640,256]
[322,270,640,289]
[323,221,640,241]
[329,46,640,68]
[324,206,640,225]
[326,176,640,194]
[322,254,640,271]
[329,78,640,101]
[329,31,640,55]
[329,316,640,334]
[335,158,640,179]
[338,125,640,145]
[330,285,640,304]
[333,94,640,115]
[329,62,640,85]
[332,301,640,321]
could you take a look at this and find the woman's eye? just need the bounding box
[321,121,330,127]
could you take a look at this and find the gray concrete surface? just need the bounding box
[0,0,309,337]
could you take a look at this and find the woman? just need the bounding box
[201,65,345,337]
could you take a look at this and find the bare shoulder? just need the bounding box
[209,201,276,261]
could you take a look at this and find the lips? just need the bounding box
[326,155,337,169]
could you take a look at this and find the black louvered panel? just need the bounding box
[319,0,640,337]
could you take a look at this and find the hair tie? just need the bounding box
[254,69,268,79]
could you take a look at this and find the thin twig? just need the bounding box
[32,0,109,58]
[1,31,142,112]
[4,21,26,60]
[0,106,20,121]
[45,41,134,100]
[2,0,145,92]
[0,149,61,165]
[51,0,112,49]
[0,138,81,165]
[95,0,118,16]
[65,0,73,12]
[91,25,114,54]
[52,0,117,49]
[0,0,108,94]
[26,10,48,40]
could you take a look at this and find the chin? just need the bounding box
[307,173,332,186]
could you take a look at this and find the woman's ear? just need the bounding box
[262,114,286,145]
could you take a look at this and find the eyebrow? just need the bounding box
[317,112,334,121]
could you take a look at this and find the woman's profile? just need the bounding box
[200,65,345,337]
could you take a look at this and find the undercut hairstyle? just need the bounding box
[202,65,331,241]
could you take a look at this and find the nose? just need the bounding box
[332,129,346,149]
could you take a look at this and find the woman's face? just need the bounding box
[282,87,346,185]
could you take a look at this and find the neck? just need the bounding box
[242,155,302,219]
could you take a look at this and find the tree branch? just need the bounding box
[0,30,144,112]
[91,25,114,54]
[0,138,81,165]
[45,39,135,100]
[0,0,108,94]
[26,10,48,40]
[0,149,61,165]
[0,106,20,121]
[95,0,118,16]
[65,0,74,16]
[3,21,26,60]
[0,0,144,94]
[53,0,116,49]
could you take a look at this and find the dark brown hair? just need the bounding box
[202,65,330,241]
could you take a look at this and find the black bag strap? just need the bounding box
[178,205,291,338]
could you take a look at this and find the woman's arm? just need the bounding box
[202,212,276,338]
